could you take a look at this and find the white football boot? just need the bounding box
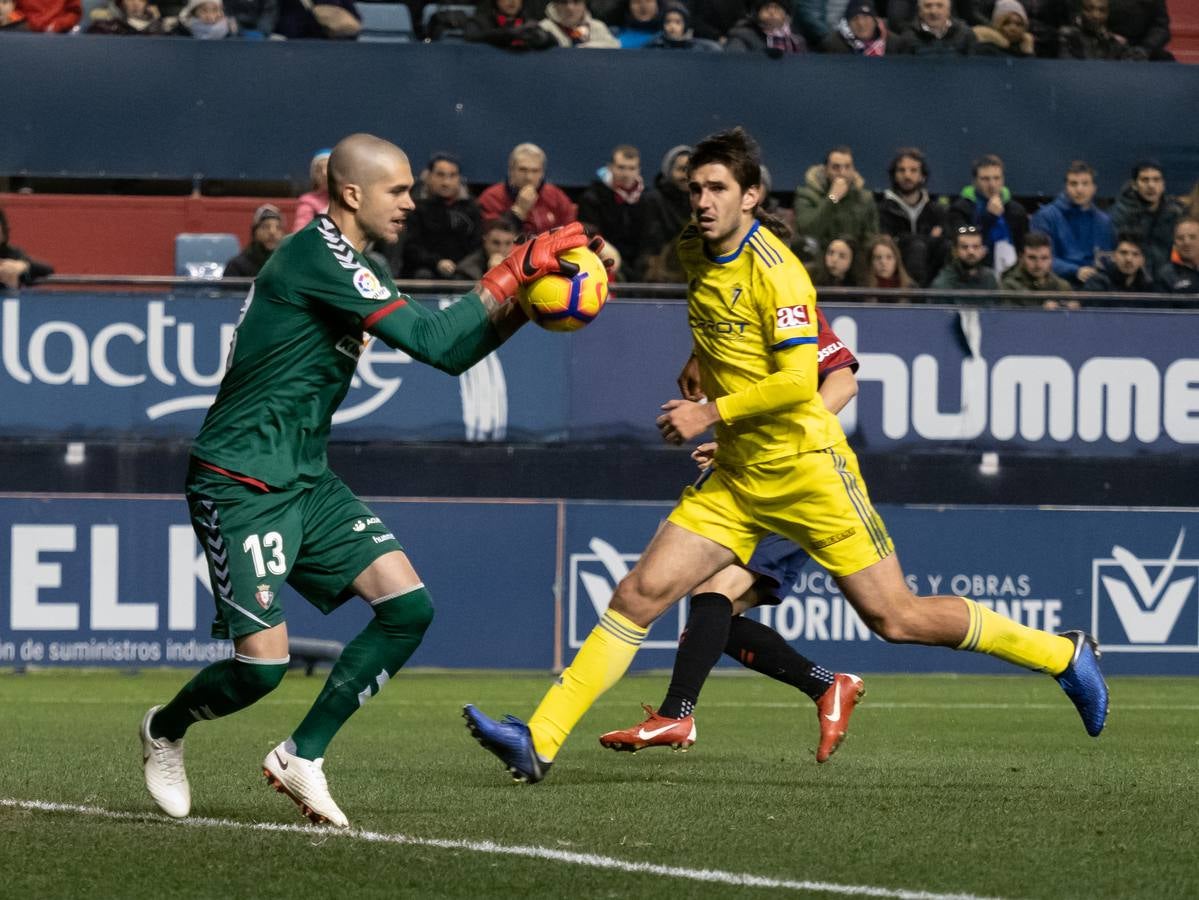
[140,705,191,818]
[263,741,349,828]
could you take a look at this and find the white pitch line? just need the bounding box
[0,797,1008,900]
[3,697,1197,712]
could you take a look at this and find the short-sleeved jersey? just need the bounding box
[192,215,492,489]
[815,308,857,379]
[678,219,846,467]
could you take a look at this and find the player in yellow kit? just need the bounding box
[464,127,1108,783]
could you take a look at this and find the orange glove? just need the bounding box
[479,222,589,303]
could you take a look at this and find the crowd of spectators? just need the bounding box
[323,140,1199,302]
[0,0,1179,62]
[3,140,1197,302]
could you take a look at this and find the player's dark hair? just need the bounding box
[1177,216,1199,233]
[611,144,640,161]
[888,147,929,184]
[1115,231,1143,250]
[1066,160,1095,179]
[1024,231,1052,250]
[972,154,1004,176]
[688,127,791,242]
[690,127,760,192]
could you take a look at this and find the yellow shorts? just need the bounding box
[667,440,893,578]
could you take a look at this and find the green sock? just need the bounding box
[291,586,434,760]
[151,654,289,741]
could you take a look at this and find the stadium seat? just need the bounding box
[355,2,415,42]
[174,233,240,279]
[80,0,109,28]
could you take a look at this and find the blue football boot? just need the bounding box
[1055,631,1109,737]
[463,704,552,784]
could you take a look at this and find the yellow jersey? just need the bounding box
[678,219,846,467]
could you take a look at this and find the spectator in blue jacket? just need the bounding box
[617,0,662,45]
[1030,160,1115,287]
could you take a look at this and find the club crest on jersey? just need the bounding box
[353,267,391,301]
[254,584,274,609]
[776,304,810,330]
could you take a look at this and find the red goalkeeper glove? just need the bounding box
[479,222,589,303]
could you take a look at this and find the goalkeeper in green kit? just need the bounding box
[140,133,598,827]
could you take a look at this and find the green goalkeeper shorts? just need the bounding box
[185,460,404,640]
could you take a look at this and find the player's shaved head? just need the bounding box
[327,133,409,206]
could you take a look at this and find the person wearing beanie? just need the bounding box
[640,144,692,282]
[973,0,1034,55]
[821,0,897,53]
[171,0,237,37]
[647,1,720,49]
[223,205,284,279]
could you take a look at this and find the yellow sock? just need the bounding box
[957,598,1073,674]
[528,609,647,761]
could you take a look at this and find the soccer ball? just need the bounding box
[518,247,609,332]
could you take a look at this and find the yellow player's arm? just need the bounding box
[691,363,857,464]
[713,341,818,424]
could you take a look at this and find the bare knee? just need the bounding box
[858,594,924,644]
[609,571,676,629]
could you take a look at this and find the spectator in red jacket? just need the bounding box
[478,143,578,237]
[15,0,79,31]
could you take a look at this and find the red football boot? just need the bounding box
[599,704,697,752]
[815,673,865,763]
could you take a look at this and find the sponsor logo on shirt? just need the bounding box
[817,340,846,363]
[776,305,810,330]
[353,267,391,301]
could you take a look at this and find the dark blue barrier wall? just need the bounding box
[3,291,1197,457]
[3,33,1199,196]
[2,495,1195,674]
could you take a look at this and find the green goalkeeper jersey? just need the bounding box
[191,215,502,488]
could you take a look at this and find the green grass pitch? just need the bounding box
[1,669,1195,900]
